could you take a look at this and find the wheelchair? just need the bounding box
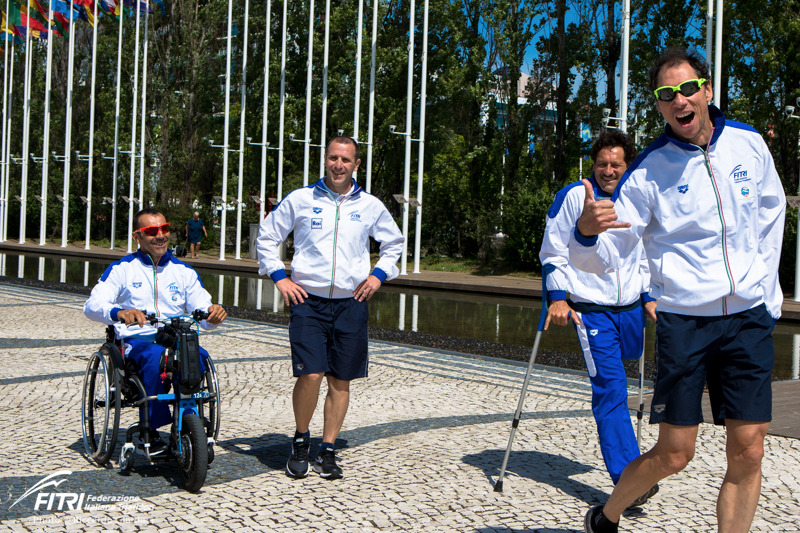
[81,310,221,492]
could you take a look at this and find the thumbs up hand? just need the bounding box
[576,179,631,237]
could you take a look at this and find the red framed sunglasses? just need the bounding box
[137,223,171,237]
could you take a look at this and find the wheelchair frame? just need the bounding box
[81,313,221,492]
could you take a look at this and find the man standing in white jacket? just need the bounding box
[577,49,786,533]
[257,136,403,480]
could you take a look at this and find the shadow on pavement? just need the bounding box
[463,448,610,506]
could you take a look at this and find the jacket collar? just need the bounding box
[134,248,172,267]
[314,177,363,199]
[586,175,610,199]
[664,104,725,152]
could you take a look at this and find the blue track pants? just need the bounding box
[573,305,645,484]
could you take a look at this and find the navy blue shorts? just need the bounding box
[289,294,369,381]
[650,304,774,426]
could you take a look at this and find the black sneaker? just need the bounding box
[628,483,659,508]
[286,436,311,478]
[584,505,618,533]
[313,448,343,479]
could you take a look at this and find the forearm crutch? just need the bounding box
[494,265,552,492]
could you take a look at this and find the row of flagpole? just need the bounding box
[0,0,155,251]
[0,0,430,271]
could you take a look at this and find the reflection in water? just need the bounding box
[412,294,419,332]
[398,293,406,331]
[1,250,799,380]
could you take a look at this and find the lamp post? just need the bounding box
[601,108,625,130]
[390,126,423,276]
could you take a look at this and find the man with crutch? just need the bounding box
[538,130,658,506]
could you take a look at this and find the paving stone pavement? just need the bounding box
[0,283,798,533]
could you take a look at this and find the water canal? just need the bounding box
[1,250,798,381]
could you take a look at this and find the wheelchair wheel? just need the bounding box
[81,346,121,465]
[178,413,208,493]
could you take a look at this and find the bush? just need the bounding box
[500,186,555,270]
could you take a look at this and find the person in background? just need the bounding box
[185,212,208,258]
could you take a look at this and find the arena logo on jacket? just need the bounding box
[678,185,689,194]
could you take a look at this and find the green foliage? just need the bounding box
[499,183,555,269]
[2,0,799,283]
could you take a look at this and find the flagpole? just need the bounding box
[0,0,12,242]
[110,1,124,249]
[19,0,34,244]
[400,0,415,276]
[257,0,272,221]
[713,0,722,108]
[412,0,428,274]
[619,0,630,133]
[353,0,363,147]
[83,0,99,249]
[219,0,234,261]
[137,2,150,207]
[365,0,377,193]
[277,0,286,202]
[234,0,250,260]
[2,38,14,243]
[127,0,142,252]
[60,0,77,248]
[38,0,55,245]
[318,0,330,177]
[302,0,314,187]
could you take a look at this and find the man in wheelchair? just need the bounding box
[84,208,227,454]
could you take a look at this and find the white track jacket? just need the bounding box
[569,105,786,319]
[84,250,217,339]
[257,178,404,299]
[540,176,651,306]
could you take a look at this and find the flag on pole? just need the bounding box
[123,0,153,15]
[72,0,97,25]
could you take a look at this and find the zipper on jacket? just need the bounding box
[615,270,621,306]
[700,145,735,312]
[150,255,161,317]
[328,199,342,298]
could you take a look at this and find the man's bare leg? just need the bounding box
[603,423,699,522]
[292,373,324,433]
[321,376,350,444]
[717,420,769,533]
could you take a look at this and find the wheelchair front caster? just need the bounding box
[119,443,135,473]
[207,438,215,464]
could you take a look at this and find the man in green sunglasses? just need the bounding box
[573,49,785,533]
